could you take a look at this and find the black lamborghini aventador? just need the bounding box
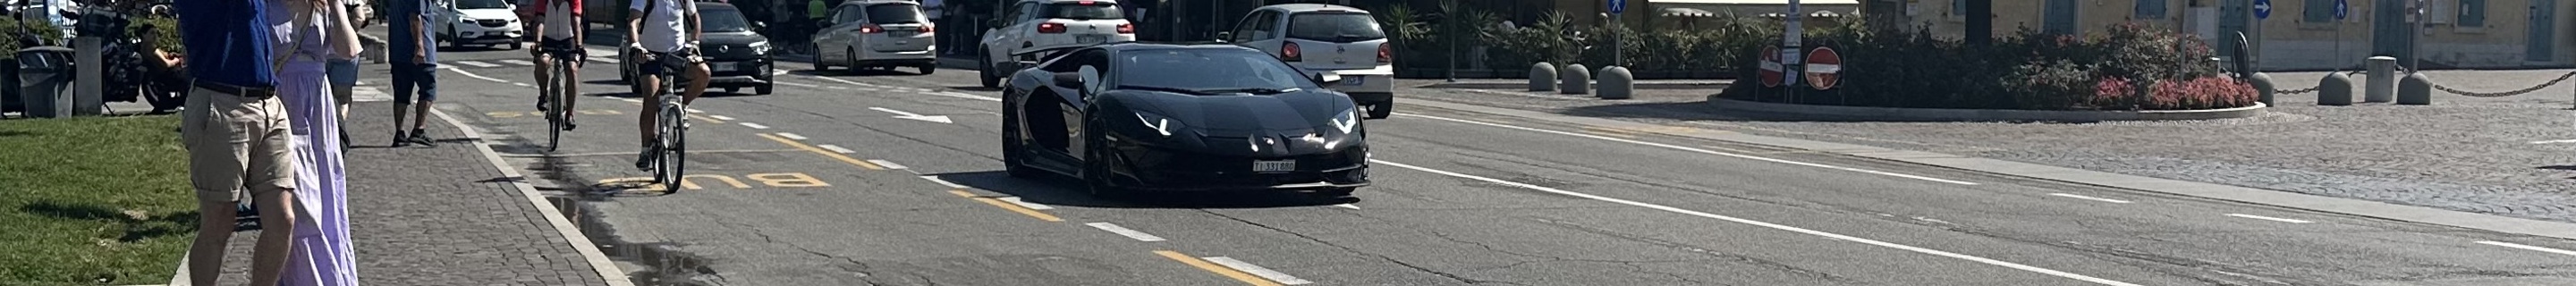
[999,43,1371,198]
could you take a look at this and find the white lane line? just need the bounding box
[818,144,858,154]
[589,56,620,63]
[738,122,771,129]
[709,115,738,121]
[453,60,504,68]
[804,75,1003,101]
[2531,139,2576,144]
[686,108,706,114]
[2046,193,2133,204]
[2225,214,2314,223]
[920,176,970,189]
[440,66,512,83]
[999,197,1055,210]
[1399,114,1979,185]
[865,159,908,170]
[1199,257,1313,285]
[1331,204,1360,209]
[619,98,643,103]
[511,82,533,88]
[1371,159,2140,286]
[2478,241,2576,257]
[499,59,536,65]
[1084,223,1166,241]
[775,81,824,88]
[775,132,808,139]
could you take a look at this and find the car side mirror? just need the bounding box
[1215,31,1232,42]
[1315,73,1343,85]
[1052,72,1084,89]
[753,21,767,29]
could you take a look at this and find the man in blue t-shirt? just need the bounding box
[388,0,441,146]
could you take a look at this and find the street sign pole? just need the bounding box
[1783,0,1802,102]
[1610,0,1624,68]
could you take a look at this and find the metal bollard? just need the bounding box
[1529,63,1557,91]
[1597,66,1633,99]
[2248,72,2275,105]
[2366,56,2397,103]
[72,37,101,116]
[2319,72,2355,105]
[1560,63,1590,95]
[2397,72,2432,105]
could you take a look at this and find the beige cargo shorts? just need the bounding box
[182,85,296,203]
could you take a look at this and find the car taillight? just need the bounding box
[1116,23,1134,34]
[1377,43,1392,63]
[859,24,883,34]
[919,24,935,33]
[1281,42,1301,62]
[1038,22,1067,34]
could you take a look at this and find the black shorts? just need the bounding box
[539,38,584,61]
[637,50,699,77]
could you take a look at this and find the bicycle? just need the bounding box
[538,46,580,151]
[639,47,698,190]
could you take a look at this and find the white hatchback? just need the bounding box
[1225,4,1394,119]
[977,0,1135,88]
[813,0,939,74]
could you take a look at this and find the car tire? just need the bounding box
[509,42,522,50]
[724,88,738,94]
[756,84,774,95]
[1367,101,1394,119]
[1082,119,1133,199]
[845,47,863,75]
[917,64,936,75]
[1001,105,1043,179]
[978,55,1001,88]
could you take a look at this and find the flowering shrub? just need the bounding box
[1716,22,2255,111]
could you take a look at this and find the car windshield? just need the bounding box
[1286,12,1385,42]
[865,4,928,24]
[702,7,751,32]
[1116,49,1313,95]
[456,0,509,10]
[1039,2,1123,20]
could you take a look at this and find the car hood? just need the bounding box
[453,8,518,21]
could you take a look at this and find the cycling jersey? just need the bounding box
[630,0,692,53]
[538,0,580,39]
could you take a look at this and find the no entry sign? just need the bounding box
[1804,46,1842,90]
[1758,50,1784,88]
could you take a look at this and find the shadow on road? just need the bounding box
[927,171,1356,209]
[19,202,200,241]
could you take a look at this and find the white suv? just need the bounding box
[1226,4,1394,119]
[436,0,526,49]
[977,0,1134,88]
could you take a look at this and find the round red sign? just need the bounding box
[1758,50,1784,88]
[1804,46,1843,90]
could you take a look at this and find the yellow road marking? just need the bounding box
[758,133,886,170]
[1154,250,1285,286]
[948,189,1063,222]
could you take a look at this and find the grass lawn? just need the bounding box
[0,115,195,286]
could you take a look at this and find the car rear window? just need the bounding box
[1039,3,1123,20]
[1286,12,1385,42]
[865,3,928,24]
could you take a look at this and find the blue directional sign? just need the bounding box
[2334,0,2349,20]
[2254,0,2274,20]
[1608,0,1626,14]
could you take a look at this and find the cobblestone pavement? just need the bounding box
[1397,69,2576,223]
[196,101,610,286]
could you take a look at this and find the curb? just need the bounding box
[936,56,980,71]
[428,109,640,286]
[1705,97,2269,122]
[1400,97,2576,241]
[1422,81,1727,90]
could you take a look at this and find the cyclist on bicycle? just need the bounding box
[629,0,711,170]
[530,0,582,130]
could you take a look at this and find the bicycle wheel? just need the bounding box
[658,101,687,193]
[546,66,564,152]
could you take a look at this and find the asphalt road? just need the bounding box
[398,44,2576,286]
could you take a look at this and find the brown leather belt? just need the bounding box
[194,80,276,99]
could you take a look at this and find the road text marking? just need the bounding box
[1371,159,2137,286]
[950,190,1061,222]
[2047,193,2134,204]
[1202,257,1311,285]
[1154,251,1285,286]
[2226,214,2314,223]
[1085,223,1166,241]
[2479,241,2576,257]
[1399,114,1978,185]
[758,133,886,170]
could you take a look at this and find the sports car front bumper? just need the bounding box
[1106,144,1371,192]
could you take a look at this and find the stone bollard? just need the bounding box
[2319,72,2355,105]
[2248,72,2275,105]
[72,37,101,116]
[1529,63,1558,91]
[2398,72,2433,105]
[1560,63,1590,95]
[1597,66,1633,99]
[2366,56,2397,103]
[360,34,389,63]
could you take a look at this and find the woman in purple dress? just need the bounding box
[272,0,362,284]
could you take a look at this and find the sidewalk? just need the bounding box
[182,101,614,285]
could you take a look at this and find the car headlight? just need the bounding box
[1329,107,1358,134]
[747,41,770,53]
[1135,112,1181,137]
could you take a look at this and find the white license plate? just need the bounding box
[1078,35,1107,44]
[1343,75,1365,86]
[1252,160,1296,172]
[710,63,736,72]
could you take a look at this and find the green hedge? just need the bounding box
[0,17,67,60]
[1716,23,2257,111]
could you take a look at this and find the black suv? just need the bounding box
[623,2,775,95]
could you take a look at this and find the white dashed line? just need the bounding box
[709,115,737,121]
[1400,114,1979,185]
[775,81,823,88]
[817,144,857,154]
[865,159,907,169]
[1371,160,2140,286]
[439,66,512,83]
[589,56,620,63]
[998,197,1055,210]
[454,61,503,67]
[619,98,643,103]
[739,122,770,129]
[499,59,535,65]
[685,108,706,114]
[775,132,807,139]
[511,82,533,88]
[919,176,970,189]
[2225,214,2314,223]
[1200,257,1311,285]
[2479,241,2576,257]
[1084,223,1165,242]
[2533,139,2576,144]
[1331,204,1359,209]
[2046,193,2133,204]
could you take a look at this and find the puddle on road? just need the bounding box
[549,196,725,286]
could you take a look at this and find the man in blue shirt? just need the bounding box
[174,0,299,284]
[389,0,441,146]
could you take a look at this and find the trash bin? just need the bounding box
[0,57,18,114]
[18,46,74,118]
